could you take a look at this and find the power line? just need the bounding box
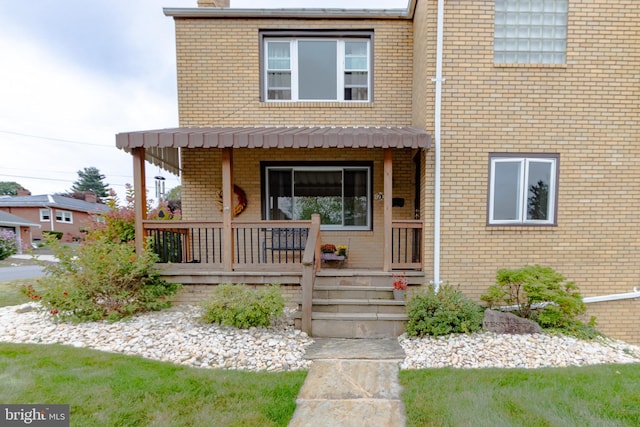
[0,129,113,148]
[0,173,73,183]
[0,173,178,189]
[0,166,133,179]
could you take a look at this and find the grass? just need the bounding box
[400,364,640,427]
[0,343,306,427]
[0,280,34,307]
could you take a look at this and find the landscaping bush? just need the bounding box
[201,284,285,328]
[42,230,63,240]
[481,265,598,339]
[0,229,18,260]
[405,284,484,337]
[25,236,179,322]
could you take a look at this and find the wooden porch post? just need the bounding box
[132,147,147,255]
[383,148,392,271]
[222,148,234,271]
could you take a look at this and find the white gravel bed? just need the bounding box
[0,303,314,372]
[1,303,639,371]
[399,332,640,369]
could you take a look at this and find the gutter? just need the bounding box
[0,221,40,228]
[164,0,417,19]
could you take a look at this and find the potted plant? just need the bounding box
[336,244,348,257]
[321,243,337,254]
[392,272,408,300]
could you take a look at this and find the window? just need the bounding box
[264,163,371,230]
[488,154,558,225]
[40,209,50,222]
[264,34,371,102]
[55,210,73,224]
[494,0,568,64]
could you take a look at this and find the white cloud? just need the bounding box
[0,2,185,200]
[0,0,408,201]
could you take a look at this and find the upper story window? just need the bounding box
[262,31,372,102]
[494,0,568,64]
[488,154,558,225]
[55,210,73,224]
[39,208,50,222]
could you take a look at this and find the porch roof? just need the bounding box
[116,126,431,175]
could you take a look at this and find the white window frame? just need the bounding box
[39,208,50,222]
[263,37,371,102]
[264,164,372,231]
[488,155,558,225]
[494,0,568,65]
[55,210,73,224]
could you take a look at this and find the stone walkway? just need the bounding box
[288,339,406,427]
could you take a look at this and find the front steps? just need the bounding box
[296,270,423,338]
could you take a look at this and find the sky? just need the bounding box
[0,0,406,204]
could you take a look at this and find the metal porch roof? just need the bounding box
[116,126,431,175]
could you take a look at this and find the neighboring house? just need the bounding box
[0,194,110,243]
[0,210,40,254]
[116,0,640,343]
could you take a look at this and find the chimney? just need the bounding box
[198,0,230,7]
[17,187,31,196]
[84,191,97,204]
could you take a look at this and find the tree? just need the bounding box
[0,181,23,196]
[71,167,109,198]
[165,185,181,201]
[527,180,549,220]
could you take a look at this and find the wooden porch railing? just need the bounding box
[143,220,314,269]
[144,218,423,271]
[391,220,423,270]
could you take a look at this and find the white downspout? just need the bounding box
[431,0,445,292]
[47,195,55,232]
[498,288,640,311]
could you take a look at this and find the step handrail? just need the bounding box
[300,214,321,335]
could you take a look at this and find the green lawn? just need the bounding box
[0,343,306,427]
[400,364,640,427]
[0,280,33,307]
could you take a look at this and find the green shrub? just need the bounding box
[25,236,180,322]
[42,230,63,240]
[481,265,597,338]
[201,284,285,328]
[406,285,484,337]
[0,229,18,260]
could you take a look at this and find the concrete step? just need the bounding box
[312,285,397,300]
[296,312,407,338]
[315,270,423,287]
[311,298,406,314]
[295,313,407,338]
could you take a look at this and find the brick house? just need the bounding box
[116,0,640,343]
[0,194,110,243]
[0,210,40,254]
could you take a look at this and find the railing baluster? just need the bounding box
[143,221,317,268]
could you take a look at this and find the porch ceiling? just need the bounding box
[116,126,431,174]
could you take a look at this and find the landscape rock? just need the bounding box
[483,309,542,334]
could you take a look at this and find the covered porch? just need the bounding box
[116,126,431,336]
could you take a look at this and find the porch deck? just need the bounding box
[149,216,424,338]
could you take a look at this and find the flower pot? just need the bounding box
[393,289,407,301]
